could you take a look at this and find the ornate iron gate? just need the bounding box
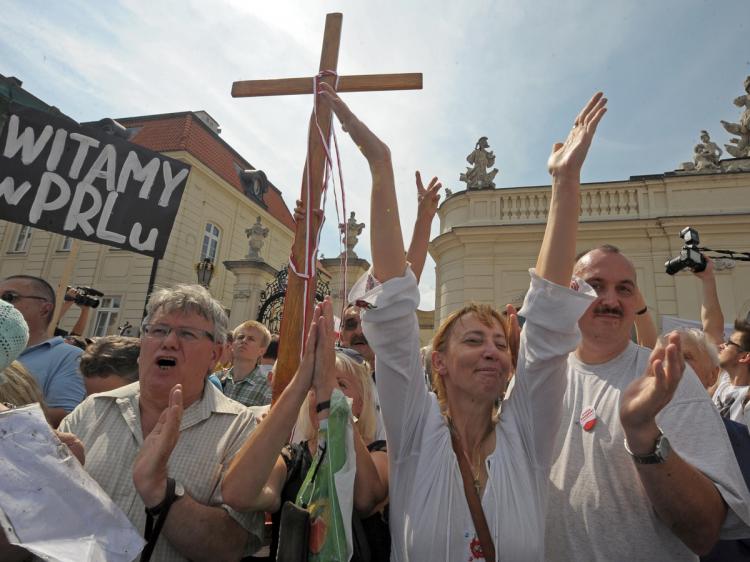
[257,268,330,334]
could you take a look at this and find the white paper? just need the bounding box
[0,404,145,562]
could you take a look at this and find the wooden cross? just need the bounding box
[232,12,422,401]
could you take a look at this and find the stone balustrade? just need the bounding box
[438,170,750,235]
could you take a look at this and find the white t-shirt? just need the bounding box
[356,267,594,562]
[713,371,750,423]
[546,343,750,561]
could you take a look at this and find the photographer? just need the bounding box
[0,275,85,427]
[56,286,102,338]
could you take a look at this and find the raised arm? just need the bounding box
[693,258,725,348]
[538,93,607,286]
[222,307,321,512]
[634,287,658,349]
[318,82,404,282]
[311,298,389,516]
[406,171,442,283]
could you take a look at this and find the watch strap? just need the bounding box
[142,478,180,562]
[145,477,176,517]
[624,430,668,464]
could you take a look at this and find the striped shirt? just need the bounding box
[60,380,264,561]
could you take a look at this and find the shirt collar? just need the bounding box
[20,336,65,355]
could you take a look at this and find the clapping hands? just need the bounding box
[133,384,183,507]
[620,333,685,451]
[294,297,338,395]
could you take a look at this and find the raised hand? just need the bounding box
[504,304,521,371]
[318,82,391,166]
[293,199,325,225]
[547,92,607,179]
[692,255,715,280]
[312,297,337,396]
[620,333,685,437]
[293,306,320,390]
[133,384,183,507]
[415,171,442,219]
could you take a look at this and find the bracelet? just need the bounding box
[636,306,648,316]
[315,400,331,413]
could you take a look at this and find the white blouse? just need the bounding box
[353,267,594,562]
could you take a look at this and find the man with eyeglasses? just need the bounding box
[60,284,264,561]
[0,275,85,427]
[712,321,750,422]
[340,303,375,365]
[339,303,391,442]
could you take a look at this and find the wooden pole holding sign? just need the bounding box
[232,13,422,401]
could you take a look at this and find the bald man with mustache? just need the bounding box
[545,244,750,561]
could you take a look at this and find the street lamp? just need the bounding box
[195,258,215,288]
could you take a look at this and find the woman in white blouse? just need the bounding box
[318,81,606,561]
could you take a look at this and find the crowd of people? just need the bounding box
[1,84,750,562]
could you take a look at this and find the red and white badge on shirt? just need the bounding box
[579,406,597,431]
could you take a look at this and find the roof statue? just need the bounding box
[245,216,269,259]
[459,136,499,190]
[721,75,750,159]
[339,211,365,258]
[678,130,725,173]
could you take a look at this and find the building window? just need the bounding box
[10,225,32,253]
[201,223,220,261]
[92,296,121,337]
[59,236,73,251]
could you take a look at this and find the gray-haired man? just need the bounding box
[61,284,263,561]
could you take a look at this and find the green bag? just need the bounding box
[296,389,356,561]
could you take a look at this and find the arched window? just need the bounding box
[201,223,221,261]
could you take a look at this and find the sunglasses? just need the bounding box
[342,317,360,331]
[1,291,49,304]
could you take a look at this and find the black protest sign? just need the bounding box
[0,103,190,258]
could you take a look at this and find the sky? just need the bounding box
[2,0,748,309]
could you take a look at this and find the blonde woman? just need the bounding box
[222,298,389,559]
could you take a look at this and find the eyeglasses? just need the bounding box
[0,291,49,304]
[142,323,215,343]
[335,346,366,364]
[725,340,749,353]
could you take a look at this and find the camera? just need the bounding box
[65,286,104,308]
[665,227,707,275]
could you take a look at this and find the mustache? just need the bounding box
[593,305,623,317]
[349,334,369,346]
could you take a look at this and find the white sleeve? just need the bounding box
[506,269,595,470]
[353,267,429,460]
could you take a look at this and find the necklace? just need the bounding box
[447,416,493,495]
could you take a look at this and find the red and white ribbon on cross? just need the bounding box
[287,70,349,355]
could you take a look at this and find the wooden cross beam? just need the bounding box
[232,12,422,401]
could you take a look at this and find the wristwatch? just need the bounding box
[624,429,671,464]
[145,478,185,516]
